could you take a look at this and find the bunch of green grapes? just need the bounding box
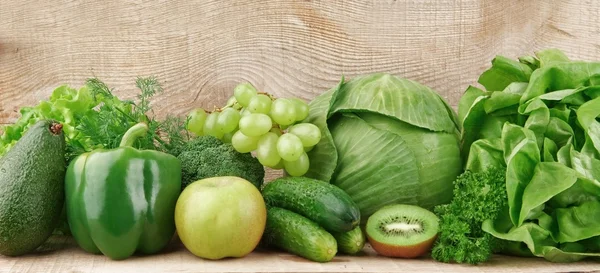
[186,83,321,177]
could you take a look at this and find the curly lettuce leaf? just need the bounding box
[1,77,186,162]
[465,138,504,172]
[478,55,533,92]
[536,48,571,67]
[520,62,600,104]
[482,219,599,263]
[0,85,96,156]
[460,48,600,262]
[501,124,540,226]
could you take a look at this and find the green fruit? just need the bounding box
[262,176,360,233]
[332,226,365,255]
[366,204,439,258]
[263,207,337,262]
[0,120,66,256]
[175,176,267,260]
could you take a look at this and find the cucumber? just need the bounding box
[262,176,360,233]
[263,207,337,262]
[332,226,365,255]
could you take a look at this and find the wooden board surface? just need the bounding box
[0,236,599,273]
[2,0,600,124]
[3,0,600,272]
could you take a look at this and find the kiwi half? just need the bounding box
[366,204,439,258]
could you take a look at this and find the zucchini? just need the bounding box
[263,207,337,262]
[262,176,360,233]
[332,226,365,255]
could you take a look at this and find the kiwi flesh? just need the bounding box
[366,204,439,258]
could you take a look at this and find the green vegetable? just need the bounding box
[431,167,508,264]
[0,85,96,159]
[0,78,189,237]
[332,227,365,255]
[305,74,462,219]
[262,207,337,262]
[0,120,66,256]
[65,123,182,260]
[261,176,360,233]
[177,135,265,190]
[460,48,600,262]
[0,77,189,162]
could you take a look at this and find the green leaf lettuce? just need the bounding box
[461,48,600,262]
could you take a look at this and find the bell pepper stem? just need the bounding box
[120,123,149,148]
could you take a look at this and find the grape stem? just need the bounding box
[257,91,276,100]
[213,101,242,112]
[272,123,287,132]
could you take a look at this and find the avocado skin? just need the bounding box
[0,120,66,256]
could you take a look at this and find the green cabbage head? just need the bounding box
[305,73,463,219]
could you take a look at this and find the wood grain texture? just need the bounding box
[2,1,600,271]
[2,0,600,125]
[0,236,599,273]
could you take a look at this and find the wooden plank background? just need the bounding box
[2,1,600,272]
[2,0,600,125]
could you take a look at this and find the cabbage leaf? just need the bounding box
[306,73,462,219]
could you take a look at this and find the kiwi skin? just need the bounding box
[367,234,437,258]
[365,204,439,258]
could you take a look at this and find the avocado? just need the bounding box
[0,120,66,256]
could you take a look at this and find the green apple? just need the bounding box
[175,176,267,260]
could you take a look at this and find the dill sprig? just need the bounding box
[135,76,163,115]
[71,77,189,159]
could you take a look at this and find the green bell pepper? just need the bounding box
[65,123,182,260]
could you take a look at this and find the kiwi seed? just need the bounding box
[377,215,427,237]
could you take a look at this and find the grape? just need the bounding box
[284,152,310,177]
[239,113,273,137]
[234,83,258,107]
[240,108,252,117]
[203,112,217,135]
[231,130,259,153]
[204,112,224,139]
[270,127,283,137]
[222,132,234,143]
[272,160,285,170]
[304,145,314,152]
[247,94,272,114]
[270,99,297,126]
[256,132,281,167]
[226,96,237,106]
[217,108,241,133]
[226,96,243,110]
[186,108,207,136]
[277,133,304,161]
[291,98,309,121]
[288,123,321,147]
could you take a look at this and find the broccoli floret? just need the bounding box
[431,167,508,264]
[177,136,265,190]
